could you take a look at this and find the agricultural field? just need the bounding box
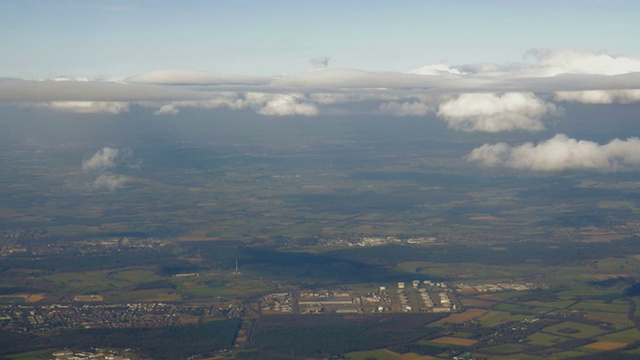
[3,110,640,359]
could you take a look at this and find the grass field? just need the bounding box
[550,350,592,359]
[478,311,529,327]
[4,349,57,360]
[494,302,548,315]
[569,300,629,314]
[523,300,575,309]
[477,343,524,355]
[345,349,402,360]
[541,321,607,339]
[595,328,640,343]
[109,269,163,283]
[527,331,570,346]
[583,311,634,330]
[460,297,497,308]
[431,308,486,325]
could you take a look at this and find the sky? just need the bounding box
[1,0,640,177]
[2,0,640,78]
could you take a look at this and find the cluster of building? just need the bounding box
[0,302,231,334]
[434,292,453,313]
[2,227,47,239]
[51,349,132,360]
[397,285,412,312]
[318,236,437,248]
[454,282,543,294]
[363,286,392,312]
[298,290,361,314]
[397,280,456,313]
[0,236,167,258]
[260,293,293,313]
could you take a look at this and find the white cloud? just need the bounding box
[407,64,466,76]
[257,94,318,116]
[153,103,180,115]
[151,96,240,115]
[36,101,130,114]
[467,134,640,171]
[379,101,429,116]
[151,93,317,116]
[93,174,128,191]
[529,48,640,76]
[269,68,454,90]
[436,93,558,132]
[82,147,120,172]
[4,49,640,132]
[81,147,133,191]
[555,89,640,104]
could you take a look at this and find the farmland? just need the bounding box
[2,111,640,359]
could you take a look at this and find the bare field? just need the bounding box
[0,294,46,303]
[430,336,478,346]
[583,341,628,350]
[382,349,437,360]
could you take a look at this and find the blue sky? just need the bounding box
[1,1,640,173]
[2,0,640,79]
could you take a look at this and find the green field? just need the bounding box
[569,300,629,314]
[345,350,400,360]
[4,349,57,360]
[478,343,524,354]
[478,312,529,327]
[541,321,607,339]
[527,332,570,346]
[3,108,640,359]
[596,328,640,343]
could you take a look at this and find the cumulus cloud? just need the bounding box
[407,64,466,76]
[81,147,134,191]
[379,101,429,116]
[555,89,640,104]
[151,92,317,116]
[257,94,318,116]
[93,174,128,191]
[467,134,640,171]
[528,48,640,76]
[437,93,558,132]
[35,101,130,114]
[82,147,120,172]
[3,49,640,131]
[151,96,241,115]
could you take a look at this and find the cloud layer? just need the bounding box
[555,90,640,104]
[2,49,640,132]
[467,134,640,171]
